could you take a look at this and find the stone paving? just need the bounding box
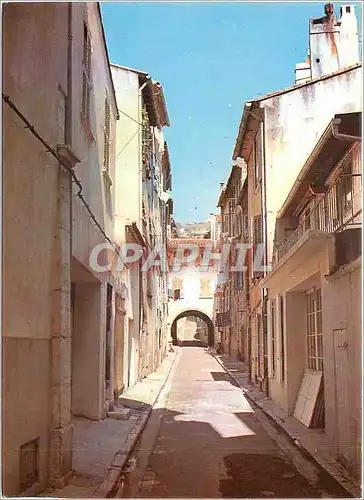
[118,347,351,498]
[43,350,177,498]
[214,353,361,499]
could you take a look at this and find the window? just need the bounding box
[103,96,111,172]
[228,198,236,236]
[243,214,249,239]
[236,206,242,236]
[252,214,263,247]
[252,215,263,277]
[236,271,243,290]
[82,24,92,124]
[306,288,323,371]
[172,277,183,299]
[279,295,285,382]
[337,172,353,222]
[304,208,311,231]
[200,278,212,297]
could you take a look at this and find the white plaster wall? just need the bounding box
[263,66,362,266]
[168,268,217,332]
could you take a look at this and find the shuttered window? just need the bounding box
[82,24,92,124]
[253,215,263,277]
[172,278,183,299]
[200,278,212,297]
[103,96,111,172]
[252,214,263,247]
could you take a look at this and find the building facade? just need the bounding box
[213,2,362,480]
[167,237,219,346]
[111,63,172,391]
[262,112,362,479]
[231,4,361,393]
[2,4,173,496]
[2,3,122,495]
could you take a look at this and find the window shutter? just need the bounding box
[103,96,111,171]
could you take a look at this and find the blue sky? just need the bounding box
[102,2,362,223]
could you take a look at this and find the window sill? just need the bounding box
[103,168,113,188]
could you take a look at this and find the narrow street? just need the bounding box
[117,346,346,499]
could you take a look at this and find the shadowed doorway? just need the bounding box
[171,310,214,347]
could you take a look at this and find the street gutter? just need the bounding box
[93,348,179,498]
[211,352,361,499]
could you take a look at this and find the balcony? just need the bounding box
[274,172,362,264]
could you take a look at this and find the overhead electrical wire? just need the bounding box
[2,93,122,260]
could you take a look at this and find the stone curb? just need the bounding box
[92,350,179,498]
[212,353,361,499]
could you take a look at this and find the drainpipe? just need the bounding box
[66,2,73,261]
[137,77,151,343]
[66,2,73,147]
[332,118,361,141]
[247,106,269,397]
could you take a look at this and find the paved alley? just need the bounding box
[117,347,346,498]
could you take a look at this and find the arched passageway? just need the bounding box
[171,310,214,347]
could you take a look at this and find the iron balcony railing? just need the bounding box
[275,172,362,263]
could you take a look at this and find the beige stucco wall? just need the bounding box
[2,3,120,494]
[2,4,69,495]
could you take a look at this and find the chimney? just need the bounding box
[294,3,359,84]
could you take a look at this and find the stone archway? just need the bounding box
[170,309,214,347]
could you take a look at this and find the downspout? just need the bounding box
[66,2,73,262]
[247,107,269,397]
[66,2,73,147]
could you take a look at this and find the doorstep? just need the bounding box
[42,350,177,498]
[213,353,361,499]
